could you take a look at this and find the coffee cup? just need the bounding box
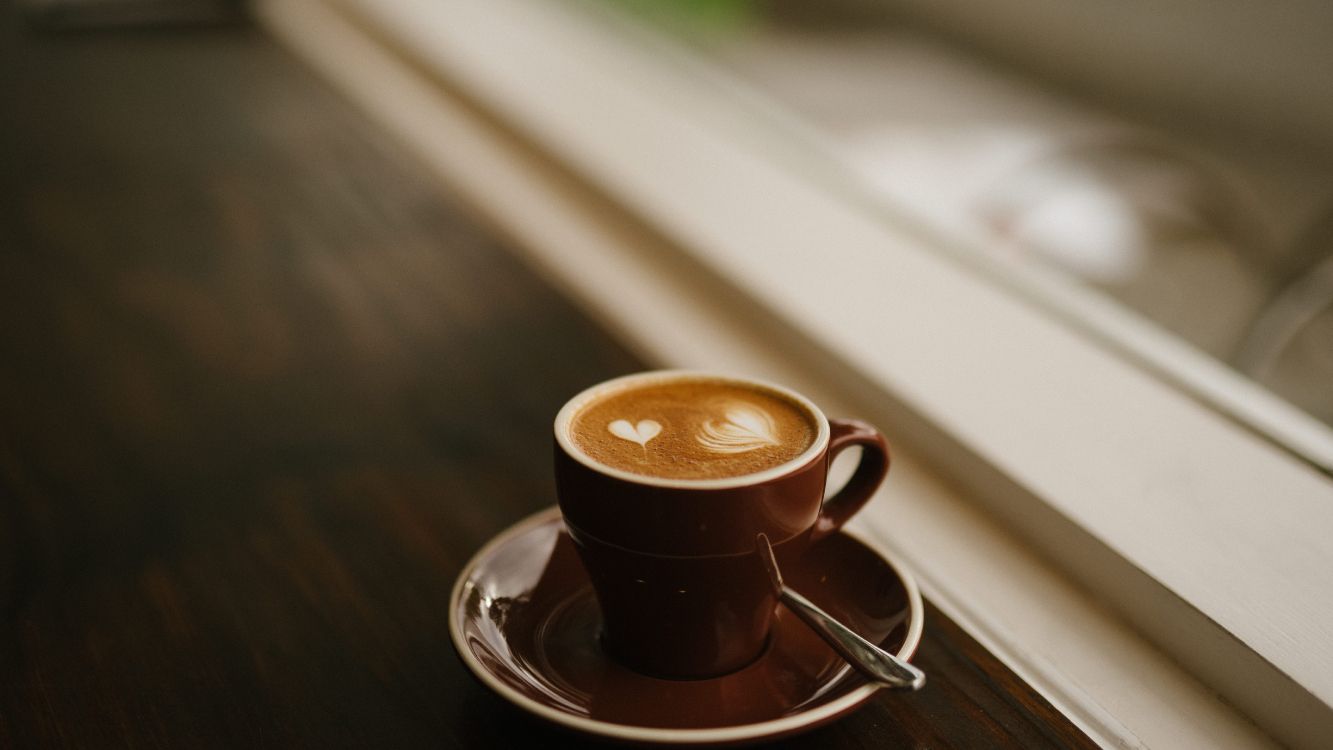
[553,370,890,679]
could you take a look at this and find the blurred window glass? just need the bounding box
[598,0,1333,451]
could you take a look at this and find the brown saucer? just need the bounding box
[449,508,924,745]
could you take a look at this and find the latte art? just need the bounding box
[608,419,661,448]
[569,377,818,480]
[696,403,779,454]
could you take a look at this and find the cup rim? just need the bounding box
[554,370,832,490]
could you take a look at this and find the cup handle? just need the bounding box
[812,419,891,542]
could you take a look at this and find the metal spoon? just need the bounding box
[756,533,926,691]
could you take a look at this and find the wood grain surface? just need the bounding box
[0,12,1097,748]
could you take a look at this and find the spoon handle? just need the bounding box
[779,587,926,691]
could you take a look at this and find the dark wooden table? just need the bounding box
[1,11,1098,748]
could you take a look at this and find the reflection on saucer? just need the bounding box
[451,508,922,744]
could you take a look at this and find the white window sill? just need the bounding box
[258,0,1333,747]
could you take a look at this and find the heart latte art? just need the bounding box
[607,419,661,449]
[570,378,817,480]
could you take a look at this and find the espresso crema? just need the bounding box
[568,377,819,480]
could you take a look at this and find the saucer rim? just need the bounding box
[448,507,925,745]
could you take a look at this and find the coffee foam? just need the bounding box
[567,376,819,481]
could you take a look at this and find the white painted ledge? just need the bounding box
[257,0,1326,747]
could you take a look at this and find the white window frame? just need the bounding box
[259,0,1333,747]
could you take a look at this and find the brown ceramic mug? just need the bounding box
[553,371,890,679]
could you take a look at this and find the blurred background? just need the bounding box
[596,0,1333,428]
[8,0,1333,432]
